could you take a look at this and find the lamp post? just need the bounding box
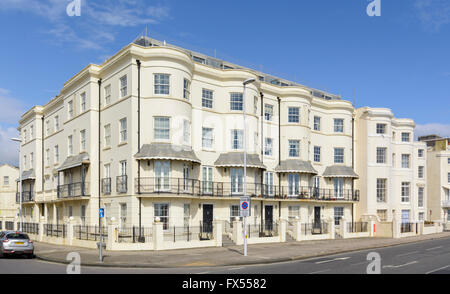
[11,137,22,231]
[243,78,256,256]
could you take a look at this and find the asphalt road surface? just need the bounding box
[0,236,449,274]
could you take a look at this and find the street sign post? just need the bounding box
[240,197,251,217]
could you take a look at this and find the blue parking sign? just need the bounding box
[99,208,105,218]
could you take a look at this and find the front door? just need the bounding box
[202,204,213,233]
[264,205,274,232]
[314,206,321,231]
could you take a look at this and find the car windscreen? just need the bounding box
[5,233,29,240]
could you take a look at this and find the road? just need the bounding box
[0,236,449,274]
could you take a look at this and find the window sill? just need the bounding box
[118,142,128,147]
[103,147,112,151]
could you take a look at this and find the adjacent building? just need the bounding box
[355,108,427,223]
[0,164,19,218]
[419,135,450,224]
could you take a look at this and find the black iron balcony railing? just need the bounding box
[117,175,128,194]
[135,177,360,202]
[57,182,90,199]
[16,191,35,203]
[102,178,112,195]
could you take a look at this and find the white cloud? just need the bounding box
[0,125,19,166]
[0,0,171,50]
[0,89,27,125]
[415,123,450,139]
[414,0,450,31]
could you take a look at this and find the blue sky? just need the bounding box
[0,0,449,165]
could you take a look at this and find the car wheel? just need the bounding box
[27,253,34,259]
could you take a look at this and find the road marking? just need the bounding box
[397,251,419,257]
[195,271,211,274]
[383,261,418,269]
[315,257,350,264]
[230,267,244,271]
[426,246,443,251]
[308,269,331,274]
[425,265,450,274]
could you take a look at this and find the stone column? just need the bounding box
[328,217,335,240]
[106,217,118,251]
[66,217,74,245]
[369,220,376,237]
[38,216,45,242]
[294,217,302,241]
[392,215,400,239]
[279,219,286,242]
[233,219,243,245]
[153,218,164,250]
[213,218,222,247]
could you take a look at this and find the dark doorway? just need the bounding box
[264,205,274,232]
[202,204,213,234]
[313,206,321,233]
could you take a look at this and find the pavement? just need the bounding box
[33,231,450,269]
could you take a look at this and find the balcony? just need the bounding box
[102,178,111,195]
[135,178,360,202]
[116,175,127,194]
[442,200,450,208]
[16,191,35,203]
[57,182,90,199]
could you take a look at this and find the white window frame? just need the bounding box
[154,117,170,140]
[202,89,213,109]
[265,138,273,156]
[401,182,410,203]
[288,107,300,123]
[104,84,111,106]
[104,124,111,147]
[154,74,170,95]
[68,100,74,119]
[376,178,387,203]
[202,127,214,149]
[80,129,86,152]
[119,118,127,143]
[334,119,344,133]
[334,148,344,164]
[401,154,410,168]
[68,135,73,156]
[264,104,273,121]
[314,116,321,131]
[80,92,86,112]
[230,93,243,111]
[376,147,387,164]
[289,140,300,158]
[314,146,321,163]
[120,75,128,97]
[231,130,244,150]
[183,78,190,100]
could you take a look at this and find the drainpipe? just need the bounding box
[277,97,281,197]
[260,92,264,228]
[41,116,44,192]
[137,59,142,240]
[352,115,355,223]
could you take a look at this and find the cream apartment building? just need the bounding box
[17,36,362,234]
[419,135,450,224]
[0,164,19,218]
[355,108,427,223]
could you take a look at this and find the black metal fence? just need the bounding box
[117,226,152,243]
[163,223,214,242]
[303,222,329,235]
[44,224,66,238]
[22,223,39,235]
[57,182,90,198]
[401,222,414,233]
[346,222,368,233]
[5,221,14,230]
[74,225,108,241]
[247,221,279,238]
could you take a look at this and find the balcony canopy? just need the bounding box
[214,153,266,169]
[134,144,201,164]
[275,160,318,174]
[56,153,90,172]
[322,165,359,179]
[16,169,35,182]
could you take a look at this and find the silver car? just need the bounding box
[0,231,34,258]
